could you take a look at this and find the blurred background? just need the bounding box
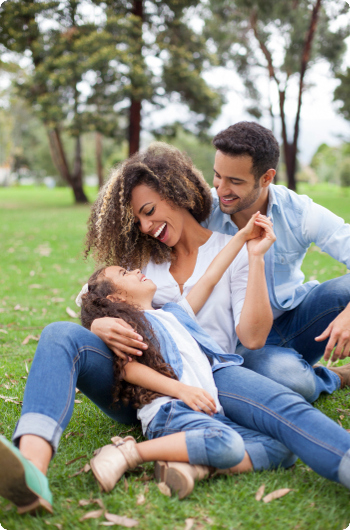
[1,0,350,201]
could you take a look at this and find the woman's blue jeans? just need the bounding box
[12,321,350,488]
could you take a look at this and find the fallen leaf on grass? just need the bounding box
[79,498,104,508]
[0,329,8,334]
[105,512,139,527]
[51,297,65,303]
[65,454,87,466]
[136,494,145,505]
[262,488,292,503]
[74,399,82,404]
[79,508,104,521]
[66,307,79,318]
[255,483,265,501]
[184,518,196,530]
[157,482,171,497]
[29,284,42,289]
[14,305,29,311]
[22,334,40,345]
[0,394,21,405]
[338,419,343,427]
[65,431,84,439]
[24,361,29,373]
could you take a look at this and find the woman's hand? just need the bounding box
[246,215,276,257]
[90,317,148,360]
[176,383,217,415]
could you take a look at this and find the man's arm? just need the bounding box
[123,362,217,415]
[235,217,275,349]
[302,200,350,361]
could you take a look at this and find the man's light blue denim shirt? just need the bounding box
[202,184,350,318]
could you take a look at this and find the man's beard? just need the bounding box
[219,183,260,216]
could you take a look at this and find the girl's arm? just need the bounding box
[236,216,275,349]
[186,212,262,315]
[123,362,217,415]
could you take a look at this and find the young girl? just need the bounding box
[80,213,350,500]
[83,212,283,498]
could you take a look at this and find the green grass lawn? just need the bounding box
[0,184,350,530]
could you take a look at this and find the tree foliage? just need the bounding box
[204,0,349,190]
[0,0,222,202]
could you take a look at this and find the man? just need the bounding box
[202,121,350,402]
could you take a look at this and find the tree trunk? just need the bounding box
[72,135,89,203]
[128,99,142,156]
[48,128,72,184]
[47,128,88,203]
[96,132,104,188]
[128,0,143,157]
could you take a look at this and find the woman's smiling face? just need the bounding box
[130,184,186,247]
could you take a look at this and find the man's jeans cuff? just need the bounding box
[244,442,270,471]
[338,448,350,488]
[185,430,210,466]
[12,412,63,456]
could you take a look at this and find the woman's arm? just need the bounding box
[123,362,217,415]
[236,216,275,349]
[186,212,262,315]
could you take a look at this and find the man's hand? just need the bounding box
[176,383,217,416]
[91,317,148,360]
[315,304,350,361]
[240,212,263,242]
[246,215,276,257]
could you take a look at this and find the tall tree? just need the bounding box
[0,0,223,201]
[205,0,349,190]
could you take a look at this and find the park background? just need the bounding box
[1,1,350,529]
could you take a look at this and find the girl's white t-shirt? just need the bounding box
[142,231,248,355]
[137,303,223,433]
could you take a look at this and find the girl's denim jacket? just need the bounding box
[144,303,243,379]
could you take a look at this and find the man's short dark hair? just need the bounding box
[212,122,280,181]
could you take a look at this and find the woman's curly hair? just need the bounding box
[84,142,212,269]
[80,268,178,409]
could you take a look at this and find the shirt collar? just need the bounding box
[267,185,281,216]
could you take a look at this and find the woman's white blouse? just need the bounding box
[143,231,249,354]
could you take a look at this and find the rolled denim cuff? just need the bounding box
[338,448,350,488]
[244,442,270,471]
[185,429,210,466]
[12,412,63,456]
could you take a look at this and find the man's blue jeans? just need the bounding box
[236,275,350,402]
[12,321,350,489]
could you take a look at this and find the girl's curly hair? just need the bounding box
[80,268,178,409]
[84,142,212,269]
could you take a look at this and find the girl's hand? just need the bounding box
[246,215,276,257]
[91,317,148,360]
[176,383,217,415]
